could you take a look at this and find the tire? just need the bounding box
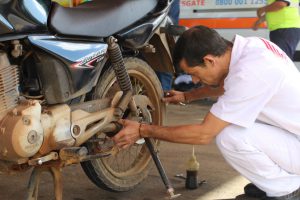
[81,57,164,192]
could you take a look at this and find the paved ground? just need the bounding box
[0,101,259,200]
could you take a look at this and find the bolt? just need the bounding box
[27,130,38,144]
[2,148,7,157]
[22,116,30,125]
[72,125,81,136]
[113,108,123,118]
[64,92,70,98]
[1,128,5,135]
[12,108,18,116]
[30,100,36,106]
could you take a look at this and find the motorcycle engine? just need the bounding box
[0,52,44,164]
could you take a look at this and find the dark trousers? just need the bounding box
[269,28,300,60]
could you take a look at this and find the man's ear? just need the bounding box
[203,55,215,66]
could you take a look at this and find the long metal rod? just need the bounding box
[145,138,181,199]
[145,138,172,189]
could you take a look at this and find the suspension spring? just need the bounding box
[107,37,132,92]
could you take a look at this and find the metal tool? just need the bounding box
[104,122,181,199]
[165,92,186,106]
[145,138,181,199]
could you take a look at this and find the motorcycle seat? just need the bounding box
[49,0,158,38]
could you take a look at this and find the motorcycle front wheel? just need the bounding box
[81,57,165,192]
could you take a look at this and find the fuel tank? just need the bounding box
[0,0,50,35]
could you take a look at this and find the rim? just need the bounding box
[98,68,160,178]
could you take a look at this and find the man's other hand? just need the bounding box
[162,90,186,104]
[257,7,265,18]
[112,119,141,149]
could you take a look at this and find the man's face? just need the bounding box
[180,57,226,87]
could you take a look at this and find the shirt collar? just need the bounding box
[229,34,248,69]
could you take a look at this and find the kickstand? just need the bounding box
[27,165,63,200]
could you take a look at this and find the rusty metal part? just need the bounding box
[72,108,116,146]
[72,91,133,146]
[27,165,63,200]
[70,97,112,112]
[26,145,118,200]
[59,146,114,166]
[101,122,123,134]
[40,91,121,155]
[110,91,123,108]
[0,81,133,174]
[114,90,133,115]
[59,147,88,165]
[0,160,30,174]
[0,100,43,162]
[39,104,74,155]
[28,152,59,166]
[11,40,23,58]
[132,94,155,112]
[101,94,155,138]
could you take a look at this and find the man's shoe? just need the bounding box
[260,187,300,200]
[244,183,267,198]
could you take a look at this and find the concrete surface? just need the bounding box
[0,101,259,200]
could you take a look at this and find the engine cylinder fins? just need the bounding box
[0,52,19,117]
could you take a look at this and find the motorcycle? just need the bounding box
[0,0,181,199]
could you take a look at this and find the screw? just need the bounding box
[64,92,70,98]
[22,116,30,125]
[12,108,18,116]
[113,109,123,118]
[2,148,7,157]
[27,130,38,144]
[1,128,5,135]
[72,125,81,136]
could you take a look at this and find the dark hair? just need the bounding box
[173,25,232,70]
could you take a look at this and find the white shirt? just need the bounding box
[211,35,300,135]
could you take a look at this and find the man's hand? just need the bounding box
[162,90,186,104]
[252,16,265,31]
[257,7,265,18]
[112,119,141,149]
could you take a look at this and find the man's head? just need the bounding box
[173,25,232,86]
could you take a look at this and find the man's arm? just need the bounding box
[113,112,230,149]
[257,1,288,17]
[184,85,224,102]
[163,85,224,104]
[252,15,266,30]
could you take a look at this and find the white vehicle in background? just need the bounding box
[178,0,300,62]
